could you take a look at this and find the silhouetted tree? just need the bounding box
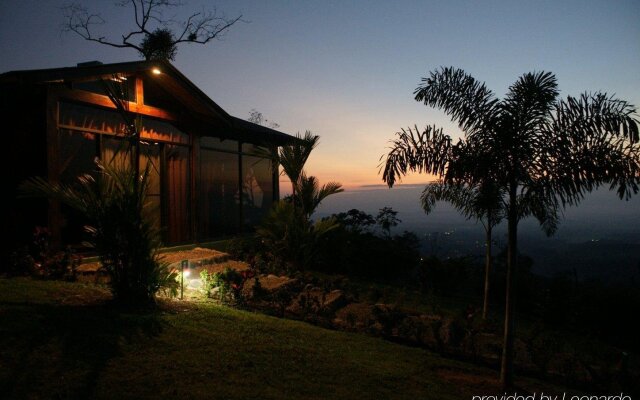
[376,206,401,238]
[421,180,506,320]
[264,130,319,199]
[333,209,376,233]
[382,67,639,388]
[294,173,343,219]
[63,0,243,60]
[248,109,280,129]
[254,130,342,272]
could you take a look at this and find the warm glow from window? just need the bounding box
[151,68,162,75]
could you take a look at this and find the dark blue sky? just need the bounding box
[1,0,639,187]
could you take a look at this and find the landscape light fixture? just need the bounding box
[180,259,189,300]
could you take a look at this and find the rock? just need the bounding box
[242,274,298,300]
[286,288,347,317]
[416,315,442,348]
[334,303,375,331]
[397,316,421,342]
[371,304,406,336]
[323,290,346,314]
[286,288,322,316]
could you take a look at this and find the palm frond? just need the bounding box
[414,66,499,135]
[274,130,319,191]
[380,125,453,187]
[546,92,640,202]
[502,71,559,132]
[517,187,562,236]
[294,173,343,217]
[421,180,504,228]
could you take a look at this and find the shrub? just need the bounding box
[256,201,338,272]
[201,267,254,305]
[9,227,80,280]
[20,160,177,308]
[225,235,263,263]
[316,209,420,280]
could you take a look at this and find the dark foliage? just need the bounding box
[140,28,177,60]
[376,206,401,238]
[315,208,420,280]
[20,161,178,308]
[227,207,420,280]
[539,274,640,352]
[7,227,80,280]
[419,251,640,354]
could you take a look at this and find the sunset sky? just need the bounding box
[1,0,639,189]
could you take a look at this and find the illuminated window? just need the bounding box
[74,77,136,102]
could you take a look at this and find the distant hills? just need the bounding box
[315,185,640,284]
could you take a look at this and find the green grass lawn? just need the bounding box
[0,278,571,399]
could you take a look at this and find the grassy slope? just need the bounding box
[0,278,568,400]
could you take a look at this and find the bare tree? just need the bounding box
[248,109,280,129]
[62,0,243,60]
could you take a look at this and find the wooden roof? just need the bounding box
[0,60,296,146]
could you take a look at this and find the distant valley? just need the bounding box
[315,184,640,284]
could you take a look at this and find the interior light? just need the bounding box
[151,67,162,75]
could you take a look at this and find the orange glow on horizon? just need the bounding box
[277,171,438,196]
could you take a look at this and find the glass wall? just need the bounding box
[166,145,190,243]
[141,116,189,144]
[140,142,162,230]
[59,129,97,183]
[198,149,240,239]
[197,139,275,240]
[101,137,132,170]
[58,101,192,245]
[58,129,98,245]
[242,156,273,230]
[59,102,127,134]
[73,76,136,102]
[56,100,278,245]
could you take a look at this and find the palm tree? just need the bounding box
[256,132,343,272]
[270,130,319,198]
[382,67,640,388]
[294,173,344,218]
[421,180,505,320]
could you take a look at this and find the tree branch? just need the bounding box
[62,0,243,60]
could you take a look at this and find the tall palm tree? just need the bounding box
[382,67,640,388]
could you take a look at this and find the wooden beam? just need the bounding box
[135,76,144,106]
[52,85,178,121]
